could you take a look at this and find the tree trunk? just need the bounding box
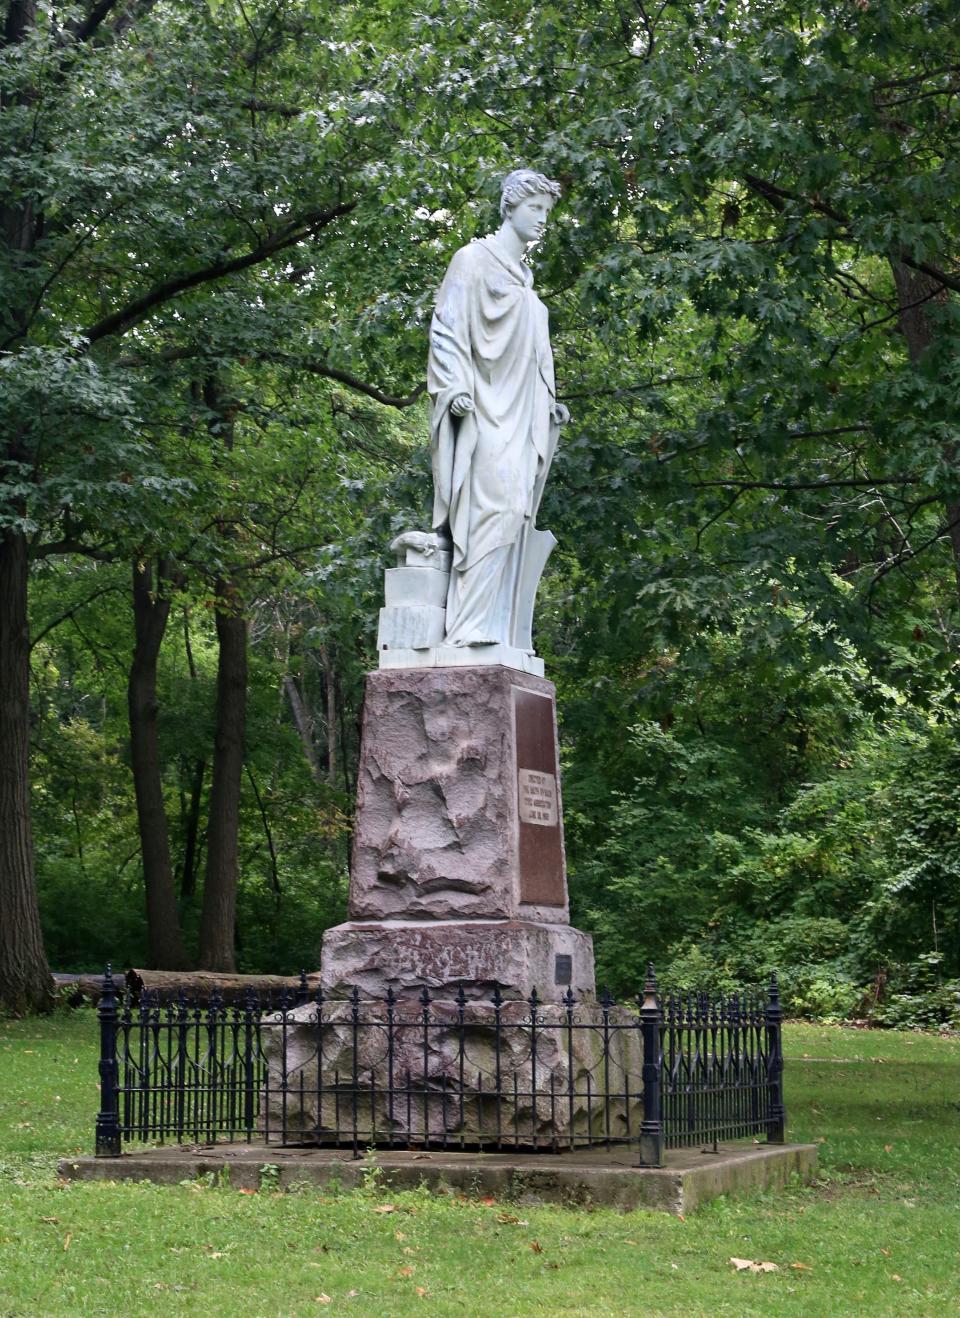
[0,529,52,1013]
[283,673,323,783]
[319,644,339,788]
[128,559,190,969]
[178,607,205,899]
[198,579,247,971]
[890,260,960,601]
[179,757,206,899]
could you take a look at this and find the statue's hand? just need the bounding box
[450,394,475,418]
[552,402,570,427]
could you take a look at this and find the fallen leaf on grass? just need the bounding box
[529,1241,543,1254]
[396,1266,414,1278]
[40,1216,59,1225]
[891,1274,903,1283]
[883,1144,894,1153]
[478,1195,496,1206]
[880,1249,891,1257]
[315,1295,332,1305]
[394,1231,406,1242]
[730,1258,778,1273]
[789,1262,812,1272]
[238,1188,257,1196]
[372,1204,396,1215]
[624,1239,638,1246]
[415,1287,428,1297]
[346,1291,359,1299]
[496,1212,528,1225]
[62,1234,72,1252]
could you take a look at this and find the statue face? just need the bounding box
[506,192,555,246]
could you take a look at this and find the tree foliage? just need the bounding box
[2,0,958,1021]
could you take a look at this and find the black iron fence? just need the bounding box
[94,965,785,1167]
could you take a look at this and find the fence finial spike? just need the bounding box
[644,962,658,991]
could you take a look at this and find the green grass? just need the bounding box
[1,1013,958,1316]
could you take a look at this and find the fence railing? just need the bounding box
[94,965,785,1167]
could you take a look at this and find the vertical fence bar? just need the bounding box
[385,987,397,1150]
[528,988,539,1151]
[492,984,503,1151]
[765,972,786,1143]
[420,986,431,1149]
[95,966,121,1156]
[350,986,361,1158]
[242,989,256,1139]
[600,987,612,1146]
[456,986,466,1151]
[637,964,663,1168]
[564,988,576,1152]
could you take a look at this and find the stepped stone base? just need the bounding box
[60,1144,820,1216]
[320,919,595,1002]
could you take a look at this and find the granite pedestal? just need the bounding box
[321,665,596,1003]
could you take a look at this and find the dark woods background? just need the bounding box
[2,0,958,1024]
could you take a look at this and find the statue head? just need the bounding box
[499,168,562,220]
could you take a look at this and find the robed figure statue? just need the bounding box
[428,169,569,652]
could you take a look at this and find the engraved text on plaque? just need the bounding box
[518,768,558,826]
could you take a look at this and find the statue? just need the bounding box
[427,168,569,651]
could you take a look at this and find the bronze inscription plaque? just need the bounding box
[513,686,565,907]
[518,768,558,826]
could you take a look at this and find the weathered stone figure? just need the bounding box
[428,168,569,649]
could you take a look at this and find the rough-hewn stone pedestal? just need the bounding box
[260,998,641,1147]
[320,664,596,1003]
[304,664,603,1147]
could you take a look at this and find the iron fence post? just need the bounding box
[765,972,786,1143]
[638,963,664,1168]
[95,965,121,1157]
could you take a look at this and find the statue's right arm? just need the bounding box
[428,250,476,416]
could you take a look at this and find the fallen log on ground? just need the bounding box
[54,969,320,1005]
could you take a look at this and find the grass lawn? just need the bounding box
[1,1011,957,1316]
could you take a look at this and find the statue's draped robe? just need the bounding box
[428,236,556,646]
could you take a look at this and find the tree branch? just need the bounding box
[32,538,116,561]
[82,200,356,344]
[693,475,919,492]
[277,358,425,409]
[30,583,124,649]
[64,0,123,44]
[115,344,425,410]
[743,173,960,294]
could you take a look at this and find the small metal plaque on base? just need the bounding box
[513,686,565,907]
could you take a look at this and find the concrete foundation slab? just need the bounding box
[58,1141,817,1216]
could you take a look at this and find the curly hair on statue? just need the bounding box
[499,168,561,220]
